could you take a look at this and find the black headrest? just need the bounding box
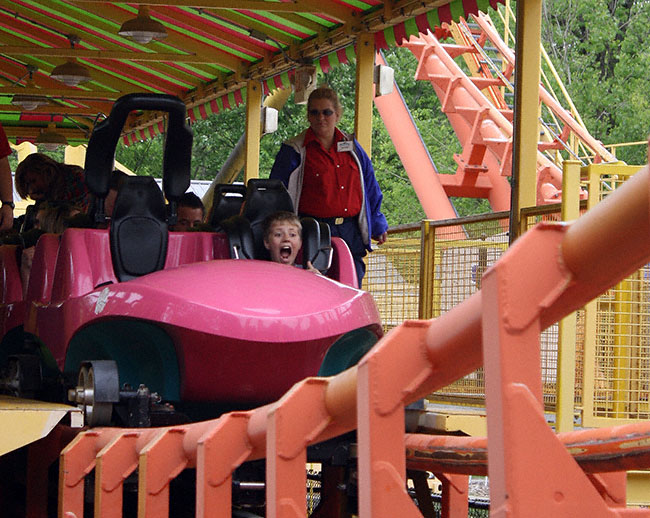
[240,179,294,259]
[110,176,168,281]
[221,216,255,259]
[209,184,247,230]
[301,217,332,274]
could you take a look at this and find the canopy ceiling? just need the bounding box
[0,0,503,145]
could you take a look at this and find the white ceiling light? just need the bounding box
[118,6,168,44]
[50,35,91,87]
[11,65,49,111]
[35,123,68,151]
[51,59,92,87]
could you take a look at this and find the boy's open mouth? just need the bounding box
[280,245,292,259]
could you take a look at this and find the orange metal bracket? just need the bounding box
[196,413,253,517]
[266,378,331,518]
[356,321,432,518]
[480,219,644,516]
[138,428,189,517]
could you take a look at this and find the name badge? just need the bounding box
[337,141,354,152]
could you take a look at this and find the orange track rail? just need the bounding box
[384,16,618,211]
[45,164,650,517]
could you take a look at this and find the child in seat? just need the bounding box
[262,211,319,273]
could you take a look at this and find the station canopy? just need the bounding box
[0,0,503,146]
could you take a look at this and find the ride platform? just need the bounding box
[0,396,82,456]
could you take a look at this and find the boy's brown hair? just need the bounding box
[262,211,301,241]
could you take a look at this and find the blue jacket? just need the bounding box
[270,130,388,252]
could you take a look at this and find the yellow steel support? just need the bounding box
[244,80,262,183]
[418,220,435,320]
[354,32,375,157]
[510,0,542,241]
[0,396,82,456]
[627,471,650,506]
[556,161,580,432]
[419,405,487,436]
[612,279,632,418]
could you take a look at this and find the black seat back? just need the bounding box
[240,179,294,260]
[110,177,168,281]
[301,217,333,274]
[209,184,247,230]
[220,216,255,259]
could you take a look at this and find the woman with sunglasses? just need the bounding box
[270,86,388,288]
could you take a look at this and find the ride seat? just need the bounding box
[110,176,168,281]
[223,179,294,260]
[25,234,61,304]
[0,245,24,303]
[208,184,247,231]
[300,218,333,274]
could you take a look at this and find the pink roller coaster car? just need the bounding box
[0,94,382,426]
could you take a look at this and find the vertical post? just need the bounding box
[419,220,436,319]
[509,0,542,243]
[612,279,632,418]
[556,161,580,432]
[245,80,262,183]
[581,164,601,427]
[355,32,375,157]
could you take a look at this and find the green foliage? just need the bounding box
[541,0,650,164]
[113,43,493,224]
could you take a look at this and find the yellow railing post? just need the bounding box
[556,160,580,432]
[354,32,375,157]
[612,279,632,418]
[582,164,604,427]
[419,220,435,320]
[509,0,542,242]
[244,80,262,183]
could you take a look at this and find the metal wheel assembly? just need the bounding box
[68,360,120,426]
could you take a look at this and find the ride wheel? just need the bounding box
[70,360,119,427]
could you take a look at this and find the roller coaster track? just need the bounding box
[378,11,619,213]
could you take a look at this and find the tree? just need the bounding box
[541,0,650,164]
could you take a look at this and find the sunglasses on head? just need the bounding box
[308,108,335,117]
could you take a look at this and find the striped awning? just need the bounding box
[0,0,503,146]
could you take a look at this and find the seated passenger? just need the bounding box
[15,153,92,212]
[105,169,129,218]
[262,211,319,273]
[172,192,205,231]
[20,201,82,295]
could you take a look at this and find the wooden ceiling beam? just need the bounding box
[0,5,240,75]
[4,126,90,140]
[0,46,208,63]
[71,0,355,21]
[0,104,113,116]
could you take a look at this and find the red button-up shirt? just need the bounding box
[298,128,363,218]
[0,124,11,160]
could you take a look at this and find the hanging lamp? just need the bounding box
[11,65,49,111]
[35,123,68,151]
[118,6,168,44]
[50,35,92,87]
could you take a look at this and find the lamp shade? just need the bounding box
[51,60,91,87]
[11,85,49,110]
[118,6,168,44]
[36,123,68,150]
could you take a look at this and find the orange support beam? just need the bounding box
[57,165,650,517]
[196,413,253,517]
